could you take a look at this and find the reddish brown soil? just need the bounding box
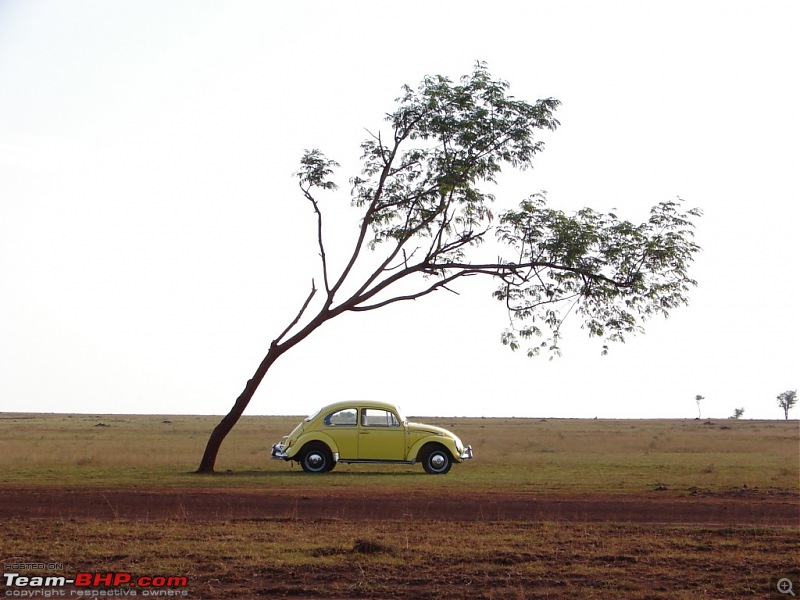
[1,486,797,525]
[3,487,798,598]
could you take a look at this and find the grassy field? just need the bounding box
[0,412,797,493]
[1,413,797,599]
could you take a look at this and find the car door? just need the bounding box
[358,408,406,461]
[322,408,358,460]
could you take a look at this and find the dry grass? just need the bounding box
[2,517,797,599]
[0,413,797,493]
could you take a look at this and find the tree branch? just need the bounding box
[328,133,406,298]
[273,279,318,346]
[300,186,331,294]
[348,270,474,311]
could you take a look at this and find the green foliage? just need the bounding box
[348,61,560,253]
[292,62,701,356]
[496,197,702,355]
[296,149,339,191]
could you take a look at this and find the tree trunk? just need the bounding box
[196,292,328,474]
[196,345,283,473]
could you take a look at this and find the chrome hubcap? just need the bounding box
[430,453,446,469]
[307,453,324,469]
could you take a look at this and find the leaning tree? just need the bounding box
[197,62,701,473]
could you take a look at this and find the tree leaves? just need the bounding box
[294,62,701,356]
[495,197,702,355]
[296,149,339,191]
[347,62,560,257]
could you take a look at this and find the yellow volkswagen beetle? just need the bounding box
[271,401,473,475]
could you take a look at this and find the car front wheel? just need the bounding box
[422,446,452,475]
[299,443,333,474]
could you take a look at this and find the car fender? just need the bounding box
[408,436,459,464]
[284,431,340,460]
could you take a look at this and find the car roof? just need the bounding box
[314,400,400,415]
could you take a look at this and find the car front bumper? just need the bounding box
[459,445,474,460]
[271,442,289,460]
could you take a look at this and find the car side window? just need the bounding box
[361,409,400,427]
[324,409,357,426]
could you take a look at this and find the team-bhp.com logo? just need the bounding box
[3,571,189,596]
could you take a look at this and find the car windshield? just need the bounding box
[304,409,322,422]
[394,406,406,422]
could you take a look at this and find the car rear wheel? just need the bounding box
[299,443,333,474]
[421,445,452,475]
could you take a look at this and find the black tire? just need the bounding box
[421,445,452,475]
[299,443,333,474]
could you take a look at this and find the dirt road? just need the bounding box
[2,486,797,525]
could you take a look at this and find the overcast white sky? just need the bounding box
[1,1,798,420]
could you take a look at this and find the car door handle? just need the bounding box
[359,431,370,435]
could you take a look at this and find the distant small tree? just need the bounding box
[695,394,704,419]
[729,407,745,419]
[777,390,797,420]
